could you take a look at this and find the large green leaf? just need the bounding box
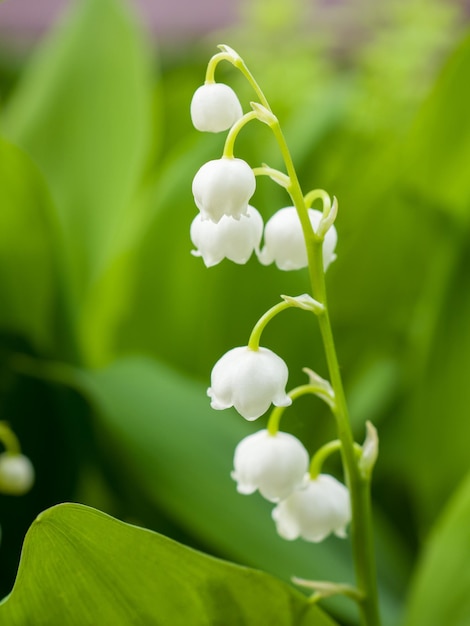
[403,470,470,626]
[2,0,153,362]
[0,138,58,350]
[0,503,337,626]
[72,356,403,625]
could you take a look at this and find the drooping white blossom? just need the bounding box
[192,157,256,223]
[208,346,291,420]
[191,83,243,133]
[0,453,35,495]
[190,205,263,267]
[231,429,309,502]
[272,473,350,542]
[258,207,337,271]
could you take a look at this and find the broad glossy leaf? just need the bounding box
[403,470,470,626]
[0,138,57,350]
[74,356,403,625]
[0,503,338,626]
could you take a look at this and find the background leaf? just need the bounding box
[0,138,58,351]
[403,470,470,626]
[2,0,154,364]
[380,25,470,531]
[401,29,470,221]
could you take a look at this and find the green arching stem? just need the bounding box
[252,166,290,189]
[247,300,293,351]
[309,440,342,479]
[304,188,332,212]
[227,51,381,626]
[309,439,362,479]
[267,384,336,436]
[205,52,233,84]
[223,111,258,159]
[205,49,271,111]
[0,422,21,455]
[248,295,326,352]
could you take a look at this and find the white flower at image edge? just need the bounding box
[0,453,35,495]
[190,205,263,267]
[272,474,351,542]
[231,429,309,502]
[191,83,243,133]
[258,207,337,271]
[208,346,292,420]
[192,157,256,223]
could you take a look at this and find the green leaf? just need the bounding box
[0,137,57,350]
[403,470,470,626]
[0,503,338,626]
[2,0,153,359]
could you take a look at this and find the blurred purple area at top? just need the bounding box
[0,0,240,41]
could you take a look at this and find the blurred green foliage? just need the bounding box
[0,0,470,624]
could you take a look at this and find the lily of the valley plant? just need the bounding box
[190,45,381,626]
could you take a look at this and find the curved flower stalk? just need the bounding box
[208,346,291,420]
[190,83,243,132]
[259,207,337,271]
[231,429,309,502]
[190,205,263,267]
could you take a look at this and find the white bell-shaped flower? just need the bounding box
[0,453,35,495]
[190,205,263,267]
[231,429,309,502]
[258,207,337,271]
[208,346,292,420]
[191,83,243,133]
[272,473,351,542]
[192,157,256,223]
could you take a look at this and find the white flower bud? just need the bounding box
[0,453,35,495]
[192,157,256,223]
[191,83,243,133]
[258,207,337,271]
[272,474,350,543]
[208,346,292,420]
[231,429,309,502]
[190,205,263,267]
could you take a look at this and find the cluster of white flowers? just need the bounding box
[190,77,350,544]
[231,428,350,542]
[190,83,337,271]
